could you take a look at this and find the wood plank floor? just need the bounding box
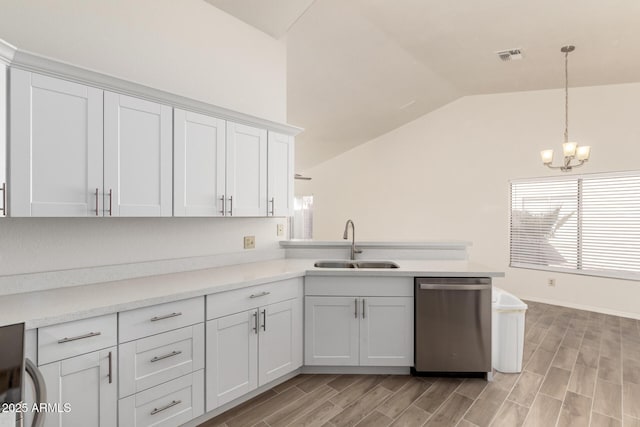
[199,301,640,427]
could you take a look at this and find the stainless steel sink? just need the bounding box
[355,261,399,269]
[314,261,356,268]
[313,260,399,269]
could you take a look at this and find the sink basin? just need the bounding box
[313,260,399,269]
[355,261,399,269]
[314,261,356,268]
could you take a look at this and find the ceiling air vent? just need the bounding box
[496,48,523,61]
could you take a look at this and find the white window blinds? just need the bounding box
[510,171,640,280]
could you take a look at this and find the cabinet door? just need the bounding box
[40,347,117,427]
[359,297,414,366]
[258,298,302,385]
[205,310,258,412]
[10,69,103,217]
[173,109,226,216]
[304,296,359,366]
[267,132,294,217]
[104,92,172,217]
[226,122,267,216]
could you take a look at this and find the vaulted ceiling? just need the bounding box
[206,0,640,170]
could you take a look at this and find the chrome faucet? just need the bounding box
[343,219,363,260]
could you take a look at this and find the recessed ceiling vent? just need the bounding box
[496,48,523,61]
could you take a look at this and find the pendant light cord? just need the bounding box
[564,49,569,143]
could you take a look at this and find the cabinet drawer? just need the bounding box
[118,370,204,427]
[119,324,204,398]
[119,297,204,343]
[207,277,302,320]
[38,314,117,365]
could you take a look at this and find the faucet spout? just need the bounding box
[343,219,362,260]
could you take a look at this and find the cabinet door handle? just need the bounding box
[58,331,102,344]
[354,298,358,318]
[108,189,113,216]
[220,195,226,216]
[261,309,266,331]
[150,350,182,363]
[252,311,258,334]
[362,299,366,319]
[150,312,182,322]
[108,351,113,384]
[249,291,271,299]
[0,182,5,216]
[95,188,99,216]
[269,197,275,216]
[228,195,233,216]
[150,400,181,416]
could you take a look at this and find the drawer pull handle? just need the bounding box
[150,350,182,363]
[252,311,258,334]
[57,331,101,344]
[249,291,271,299]
[150,400,181,415]
[108,351,113,384]
[150,312,182,322]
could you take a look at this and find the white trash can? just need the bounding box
[492,287,528,373]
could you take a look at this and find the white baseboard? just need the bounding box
[301,366,410,375]
[520,295,640,320]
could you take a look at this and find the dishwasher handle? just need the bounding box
[419,283,491,291]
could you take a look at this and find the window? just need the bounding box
[510,171,640,280]
[290,196,314,239]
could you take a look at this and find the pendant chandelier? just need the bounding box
[540,45,591,171]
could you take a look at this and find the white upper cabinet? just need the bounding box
[173,109,226,217]
[226,122,267,217]
[6,67,295,218]
[10,69,104,217]
[104,92,172,217]
[267,132,294,217]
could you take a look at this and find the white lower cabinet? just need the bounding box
[305,296,413,367]
[117,298,205,427]
[118,370,204,427]
[206,310,257,409]
[359,297,414,366]
[259,299,301,384]
[39,347,117,427]
[206,279,303,412]
[304,296,360,366]
[119,324,205,397]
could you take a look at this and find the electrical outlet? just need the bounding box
[244,235,255,249]
[277,224,284,237]
[548,278,556,287]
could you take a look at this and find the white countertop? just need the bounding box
[0,258,503,329]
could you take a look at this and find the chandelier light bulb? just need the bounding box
[540,149,554,164]
[563,142,577,157]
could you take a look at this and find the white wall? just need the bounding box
[299,83,640,318]
[0,218,284,276]
[0,0,286,122]
[0,1,288,279]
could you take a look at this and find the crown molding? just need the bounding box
[5,40,302,136]
[0,39,17,65]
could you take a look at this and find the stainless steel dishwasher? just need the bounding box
[414,277,492,376]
